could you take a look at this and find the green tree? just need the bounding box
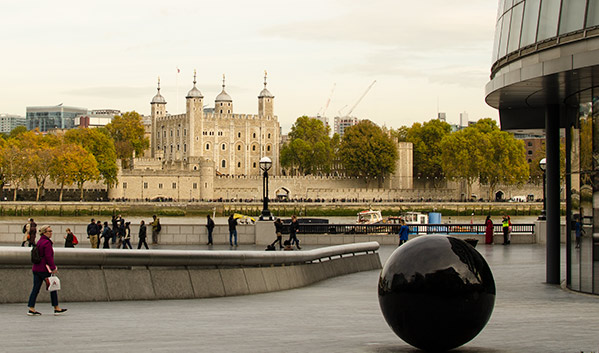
[440,127,485,198]
[105,111,149,168]
[406,119,451,185]
[280,116,334,175]
[65,128,118,188]
[479,129,530,199]
[8,126,28,139]
[339,120,398,187]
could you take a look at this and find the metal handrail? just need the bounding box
[282,223,535,235]
[0,242,380,267]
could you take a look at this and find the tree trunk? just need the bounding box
[59,182,64,202]
[79,183,84,201]
[13,188,17,201]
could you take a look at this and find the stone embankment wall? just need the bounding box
[0,244,381,304]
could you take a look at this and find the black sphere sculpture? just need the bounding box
[378,235,495,352]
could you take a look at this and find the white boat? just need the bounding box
[356,209,384,224]
[403,212,429,225]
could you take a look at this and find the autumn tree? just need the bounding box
[65,128,118,188]
[105,111,149,168]
[280,116,334,175]
[338,120,398,187]
[14,131,59,201]
[70,146,100,201]
[406,119,451,185]
[1,141,29,201]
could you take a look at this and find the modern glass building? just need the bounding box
[486,0,599,294]
[0,114,26,133]
[26,104,88,132]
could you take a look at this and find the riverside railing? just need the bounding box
[0,242,380,267]
[282,223,535,235]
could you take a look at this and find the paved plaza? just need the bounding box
[1,243,598,352]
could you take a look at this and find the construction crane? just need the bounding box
[317,83,336,117]
[346,80,376,116]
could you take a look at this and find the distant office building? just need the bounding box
[334,116,359,136]
[437,112,447,122]
[0,114,26,133]
[459,111,468,127]
[75,109,121,128]
[313,115,330,133]
[26,104,87,132]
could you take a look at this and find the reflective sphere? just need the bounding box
[378,235,495,352]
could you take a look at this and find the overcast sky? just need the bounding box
[1,0,500,133]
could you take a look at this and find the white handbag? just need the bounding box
[45,275,61,292]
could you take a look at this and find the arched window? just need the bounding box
[237,132,241,138]
[267,133,271,139]
[221,160,226,168]
[267,145,271,152]
[252,145,256,151]
[206,143,210,150]
[253,162,256,168]
[237,162,241,168]
[253,133,256,138]
[222,143,226,150]
[237,145,241,151]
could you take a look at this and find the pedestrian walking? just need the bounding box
[137,220,149,249]
[288,215,301,250]
[28,219,37,247]
[485,215,494,244]
[27,225,67,316]
[206,215,215,245]
[271,218,283,249]
[87,218,99,248]
[21,218,31,247]
[122,222,132,249]
[398,219,409,246]
[151,215,161,245]
[228,214,238,246]
[96,220,103,249]
[102,222,112,249]
[64,228,75,248]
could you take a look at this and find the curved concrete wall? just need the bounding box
[0,242,381,304]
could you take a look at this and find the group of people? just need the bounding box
[268,215,301,250]
[86,215,161,249]
[484,215,512,245]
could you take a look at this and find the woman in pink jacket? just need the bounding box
[27,225,67,316]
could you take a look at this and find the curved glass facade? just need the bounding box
[492,0,599,64]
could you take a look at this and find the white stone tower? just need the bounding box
[258,70,274,118]
[186,70,203,159]
[215,74,233,115]
[150,77,166,158]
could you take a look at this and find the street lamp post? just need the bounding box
[259,156,273,221]
[539,158,546,220]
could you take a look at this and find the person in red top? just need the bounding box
[27,225,67,316]
[484,215,494,244]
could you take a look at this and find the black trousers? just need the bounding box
[137,238,149,249]
[503,228,509,244]
[271,234,282,248]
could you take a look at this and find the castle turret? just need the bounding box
[150,77,167,158]
[215,74,233,115]
[258,70,274,118]
[186,70,203,159]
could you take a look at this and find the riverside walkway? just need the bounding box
[0,244,598,352]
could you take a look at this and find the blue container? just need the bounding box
[428,212,442,224]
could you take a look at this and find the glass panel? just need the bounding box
[587,0,599,27]
[492,17,504,63]
[497,0,505,20]
[570,111,582,291]
[504,0,514,12]
[508,3,524,53]
[593,93,599,294]
[559,0,586,35]
[521,0,541,47]
[537,0,561,41]
[498,10,512,58]
[579,103,593,293]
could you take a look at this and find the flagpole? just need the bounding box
[176,67,180,114]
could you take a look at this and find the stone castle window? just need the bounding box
[123,182,127,189]
[221,143,226,150]
[267,145,271,152]
[221,160,226,168]
[143,182,148,189]
[237,132,241,138]
[172,183,176,189]
[193,183,197,189]
[206,143,210,150]
[237,162,241,168]
[252,145,256,151]
[237,145,241,151]
[158,183,163,189]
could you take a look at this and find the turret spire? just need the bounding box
[264,70,268,89]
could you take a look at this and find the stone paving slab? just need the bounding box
[0,244,598,352]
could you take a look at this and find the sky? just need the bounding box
[1,0,500,133]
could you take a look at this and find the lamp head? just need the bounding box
[259,156,272,172]
[539,158,546,171]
